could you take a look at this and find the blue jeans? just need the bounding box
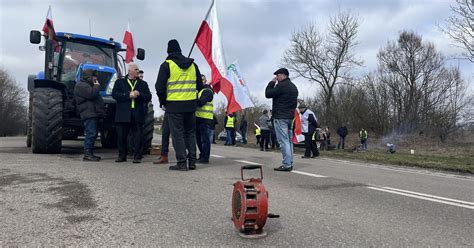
[210,129,215,144]
[337,136,346,149]
[274,119,294,168]
[84,118,98,151]
[361,139,368,150]
[225,128,235,145]
[196,122,211,160]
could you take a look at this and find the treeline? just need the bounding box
[0,68,28,136]
[281,7,473,143]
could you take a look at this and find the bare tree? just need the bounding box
[0,68,27,136]
[283,11,362,124]
[440,0,474,62]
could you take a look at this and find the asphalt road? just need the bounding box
[1,136,473,246]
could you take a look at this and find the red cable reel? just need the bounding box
[232,165,278,238]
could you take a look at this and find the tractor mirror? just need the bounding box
[137,48,145,60]
[30,30,42,44]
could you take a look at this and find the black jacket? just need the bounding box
[155,52,203,113]
[337,126,348,137]
[196,85,214,125]
[265,78,298,119]
[112,76,152,123]
[240,118,248,133]
[74,80,106,120]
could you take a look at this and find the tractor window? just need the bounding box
[61,41,115,82]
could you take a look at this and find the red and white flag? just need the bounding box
[194,0,245,114]
[123,22,135,64]
[42,5,56,40]
[293,109,305,144]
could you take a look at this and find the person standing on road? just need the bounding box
[269,110,279,149]
[210,115,218,144]
[195,74,214,164]
[224,113,237,146]
[156,39,203,171]
[298,103,319,158]
[359,128,368,151]
[337,125,348,149]
[112,63,152,163]
[153,113,170,164]
[138,70,144,80]
[258,109,271,151]
[265,68,298,172]
[74,70,106,161]
[239,113,248,144]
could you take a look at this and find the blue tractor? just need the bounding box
[27,30,154,153]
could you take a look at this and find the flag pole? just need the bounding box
[188,0,215,58]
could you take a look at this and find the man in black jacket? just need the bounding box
[337,125,348,149]
[156,39,204,171]
[265,68,298,171]
[112,63,152,163]
[74,70,106,161]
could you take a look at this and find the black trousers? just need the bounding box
[161,113,170,155]
[303,132,319,157]
[167,112,197,165]
[117,115,143,159]
[260,130,270,149]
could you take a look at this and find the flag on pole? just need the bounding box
[42,5,56,40]
[123,22,135,64]
[194,0,242,114]
[226,61,254,109]
[293,109,305,144]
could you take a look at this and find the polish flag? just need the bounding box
[293,109,305,144]
[42,6,56,40]
[194,0,243,114]
[123,22,135,64]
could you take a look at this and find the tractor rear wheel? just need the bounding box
[31,88,63,154]
[142,103,155,155]
[101,129,118,149]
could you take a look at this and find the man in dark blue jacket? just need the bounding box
[112,64,152,163]
[74,70,106,161]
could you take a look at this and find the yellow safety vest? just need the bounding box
[226,116,235,128]
[195,88,214,120]
[359,130,368,139]
[255,127,261,136]
[166,60,197,101]
[127,79,137,109]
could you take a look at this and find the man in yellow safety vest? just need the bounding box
[195,74,214,164]
[155,39,204,171]
[224,113,237,146]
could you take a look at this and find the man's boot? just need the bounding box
[90,150,101,161]
[169,163,188,171]
[83,150,100,162]
[188,160,197,170]
[153,154,169,164]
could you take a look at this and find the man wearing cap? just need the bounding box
[156,39,204,171]
[112,63,152,163]
[265,68,298,171]
[74,69,106,161]
[298,103,319,158]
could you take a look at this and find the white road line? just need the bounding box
[235,160,263,165]
[292,170,327,178]
[320,158,474,182]
[367,186,474,210]
[210,154,225,158]
[380,186,474,206]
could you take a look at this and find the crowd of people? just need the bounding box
[74,39,370,171]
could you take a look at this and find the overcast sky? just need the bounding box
[1,0,472,116]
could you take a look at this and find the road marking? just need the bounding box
[367,186,474,210]
[320,158,474,182]
[210,154,225,158]
[292,170,327,178]
[235,160,263,165]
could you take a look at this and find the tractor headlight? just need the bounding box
[106,73,117,95]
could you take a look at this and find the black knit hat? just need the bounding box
[167,39,182,53]
[273,68,289,76]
